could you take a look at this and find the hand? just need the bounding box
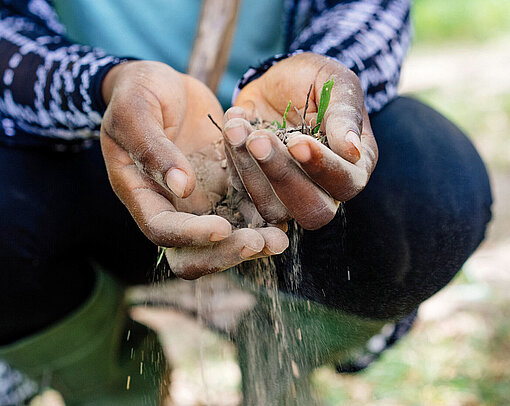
[100,61,288,279]
[222,52,378,230]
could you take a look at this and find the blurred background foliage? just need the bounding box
[413,0,510,44]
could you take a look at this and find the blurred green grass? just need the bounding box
[413,0,510,44]
[314,272,510,405]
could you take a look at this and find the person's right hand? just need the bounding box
[100,61,288,279]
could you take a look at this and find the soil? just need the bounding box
[248,116,328,147]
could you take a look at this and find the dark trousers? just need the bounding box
[0,97,492,344]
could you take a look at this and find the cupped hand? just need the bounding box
[223,52,378,230]
[100,61,288,279]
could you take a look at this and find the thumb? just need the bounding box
[320,70,364,164]
[102,92,196,199]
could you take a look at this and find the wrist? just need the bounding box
[101,61,185,107]
[101,61,137,106]
[233,50,303,104]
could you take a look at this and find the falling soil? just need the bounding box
[203,114,329,404]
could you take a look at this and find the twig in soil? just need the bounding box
[303,84,313,127]
[282,100,292,128]
[294,106,307,134]
[208,114,223,133]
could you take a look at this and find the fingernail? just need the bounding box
[224,125,247,146]
[226,107,245,120]
[263,247,276,255]
[263,246,285,255]
[287,141,312,163]
[241,246,260,259]
[166,168,188,198]
[209,231,229,242]
[247,136,272,161]
[345,131,362,158]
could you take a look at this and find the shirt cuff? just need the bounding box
[89,57,139,114]
[232,50,303,105]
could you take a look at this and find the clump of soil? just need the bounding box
[248,114,328,149]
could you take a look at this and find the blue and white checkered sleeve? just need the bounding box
[0,1,131,148]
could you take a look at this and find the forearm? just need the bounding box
[0,6,130,147]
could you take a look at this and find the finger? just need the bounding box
[268,222,289,233]
[317,68,365,164]
[224,142,245,192]
[101,134,232,247]
[287,134,373,201]
[358,107,379,174]
[102,78,195,198]
[223,106,247,125]
[166,228,266,279]
[223,107,251,192]
[246,130,338,230]
[222,117,290,224]
[223,107,248,191]
[253,227,289,256]
[234,92,284,123]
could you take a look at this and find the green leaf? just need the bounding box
[282,100,292,129]
[156,247,166,267]
[272,120,283,129]
[314,78,334,134]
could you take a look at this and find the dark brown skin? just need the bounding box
[99,53,378,279]
[225,52,378,230]
[100,61,289,279]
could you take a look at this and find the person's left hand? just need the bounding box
[222,52,378,230]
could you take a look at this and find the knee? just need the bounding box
[290,97,493,320]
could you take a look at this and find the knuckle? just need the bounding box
[344,67,360,85]
[146,227,167,247]
[103,102,126,135]
[170,261,218,280]
[269,163,294,185]
[145,215,176,246]
[259,206,290,225]
[165,247,226,280]
[108,176,124,199]
[132,141,156,168]
[173,268,202,280]
[298,200,337,230]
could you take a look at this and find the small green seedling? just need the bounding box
[282,100,291,129]
[272,100,292,129]
[313,78,334,134]
[271,120,283,129]
[156,246,166,267]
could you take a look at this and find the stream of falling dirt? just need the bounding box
[192,205,347,405]
[195,278,212,405]
[233,220,316,406]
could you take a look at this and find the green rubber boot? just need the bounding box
[0,267,167,406]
